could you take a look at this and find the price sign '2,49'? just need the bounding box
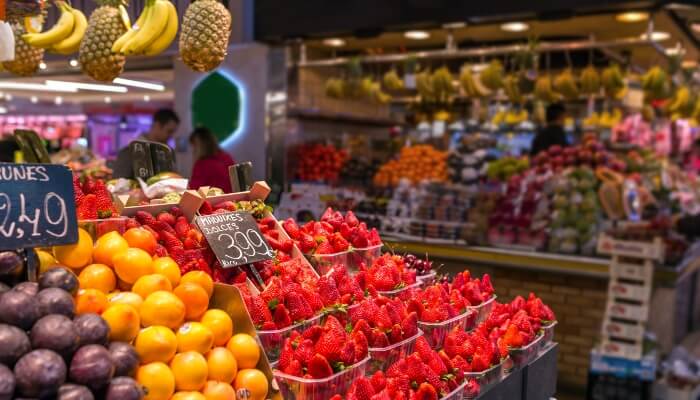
[195,211,274,268]
[0,163,78,250]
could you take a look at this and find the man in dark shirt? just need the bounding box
[112,108,180,178]
[530,103,568,156]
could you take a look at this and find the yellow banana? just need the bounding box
[123,0,169,55]
[51,7,87,54]
[112,7,145,53]
[143,0,178,56]
[23,2,75,48]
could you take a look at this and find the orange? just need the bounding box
[53,228,93,270]
[136,362,175,400]
[202,381,236,400]
[206,347,237,383]
[75,288,108,315]
[135,325,178,363]
[140,291,186,329]
[171,392,206,400]
[152,257,181,287]
[200,309,233,346]
[180,271,213,298]
[101,303,140,342]
[176,322,214,354]
[123,227,157,255]
[113,248,154,284]
[107,291,143,311]
[170,351,208,391]
[132,274,173,299]
[234,369,268,400]
[174,283,209,320]
[226,334,260,369]
[92,231,129,267]
[78,263,117,293]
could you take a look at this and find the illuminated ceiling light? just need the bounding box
[666,47,684,56]
[0,82,76,92]
[443,22,467,29]
[0,107,7,114]
[104,96,112,104]
[69,59,79,68]
[143,95,150,102]
[46,80,128,93]
[500,22,529,32]
[404,30,430,40]
[112,77,165,91]
[54,97,63,105]
[38,62,47,70]
[30,96,38,104]
[322,38,346,47]
[641,31,671,41]
[615,12,649,23]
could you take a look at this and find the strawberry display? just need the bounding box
[450,271,495,306]
[443,327,505,373]
[74,175,118,219]
[479,293,555,350]
[198,198,270,220]
[278,315,368,378]
[358,253,417,293]
[329,336,467,399]
[405,283,467,323]
[348,296,419,348]
[293,143,349,183]
[282,208,382,254]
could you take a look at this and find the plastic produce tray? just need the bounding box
[304,250,350,276]
[541,320,557,348]
[418,309,477,349]
[442,379,468,400]
[274,356,369,400]
[257,314,323,363]
[463,358,505,397]
[417,271,437,286]
[367,330,423,374]
[467,295,496,326]
[377,281,422,300]
[348,243,383,272]
[507,334,544,370]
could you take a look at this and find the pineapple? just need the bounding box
[79,0,127,82]
[3,21,44,76]
[179,0,231,72]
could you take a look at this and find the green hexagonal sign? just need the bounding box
[191,71,242,143]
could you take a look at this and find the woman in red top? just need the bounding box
[188,127,235,192]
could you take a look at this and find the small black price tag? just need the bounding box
[0,162,78,250]
[195,211,274,268]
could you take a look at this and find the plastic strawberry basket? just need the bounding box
[540,320,557,348]
[367,330,423,375]
[507,333,544,369]
[274,356,370,400]
[467,295,496,326]
[416,271,437,286]
[323,302,361,326]
[257,314,323,363]
[377,281,422,301]
[418,309,477,349]
[78,217,128,240]
[462,358,505,397]
[442,379,468,400]
[348,243,383,272]
[304,250,350,276]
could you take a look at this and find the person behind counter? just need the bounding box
[530,103,569,156]
[112,108,180,179]
[188,127,235,193]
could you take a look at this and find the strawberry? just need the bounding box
[315,331,344,363]
[315,241,335,255]
[452,355,470,373]
[245,295,272,327]
[273,304,292,328]
[266,229,280,240]
[415,336,433,363]
[153,244,168,257]
[386,359,407,378]
[260,321,276,330]
[401,312,418,338]
[352,234,369,248]
[438,350,454,371]
[293,339,315,365]
[318,276,340,306]
[330,396,342,400]
[283,359,303,376]
[405,354,426,382]
[471,353,489,372]
[81,176,96,194]
[339,222,354,241]
[300,287,324,312]
[370,330,390,348]
[77,194,98,220]
[374,306,393,330]
[260,216,276,230]
[345,210,359,227]
[339,340,355,365]
[283,218,301,240]
[330,233,350,252]
[94,189,115,218]
[385,299,405,324]
[174,216,190,239]
[370,371,387,393]
[299,233,316,253]
[352,319,372,339]
[389,324,403,343]
[199,201,213,215]
[371,391,391,400]
[157,211,176,226]
[352,330,369,361]
[72,175,84,206]
[160,230,183,252]
[414,383,438,400]
[351,377,376,398]
[285,292,313,321]
[278,340,294,370]
[302,325,324,342]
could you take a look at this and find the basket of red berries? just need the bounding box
[357,254,420,300]
[443,327,508,396]
[409,284,478,349]
[450,271,497,325]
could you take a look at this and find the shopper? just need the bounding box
[188,127,235,193]
[530,103,569,156]
[112,108,180,178]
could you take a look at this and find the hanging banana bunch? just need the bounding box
[534,75,559,103]
[459,64,489,98]
[113,0,178,56]
[553,68,579,100]
[641,66,670,102]
[383,69,404,91]
[601,64,627,99]
[480,60,504,91]
[324,78,345,99]
[416,69,435,103]
[502,74,524,104]
[666,86,695,119]
[23,1,87,54]
[579,65,601,96]
[431,66,454,104]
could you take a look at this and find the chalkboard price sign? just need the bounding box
[0,163,78,250]
[195,211,274,268]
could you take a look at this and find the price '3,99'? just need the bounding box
[219,228,274,267]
